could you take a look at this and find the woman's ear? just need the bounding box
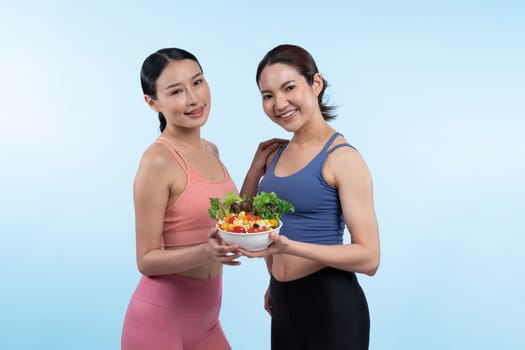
[144,95,160,112]
[312,73,324,96]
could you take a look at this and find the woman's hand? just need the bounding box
[250,138,288,174]
[240,138,288,197]
[264,285,272,316]
[239,231,290,258]
[208,228,242,265]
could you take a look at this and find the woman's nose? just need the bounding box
[186,88,198,105]
[275,93,288,111]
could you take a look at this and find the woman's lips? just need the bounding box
[185,106,204,118]
[278,109,297,120]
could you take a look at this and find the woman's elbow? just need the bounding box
[138,264,162,277]
[137,265,148,276]
[137,261,150,276]
[364,255,380,276]
[137,257,157,277]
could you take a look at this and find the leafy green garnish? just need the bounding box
[252,191,294,219]
[208,191,294,220]
[223,191,242,206]
[208,191,242,220]
[208,197,226,221]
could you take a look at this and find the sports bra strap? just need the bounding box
[327,143,355,154]
[321,132,343,153]
[155,138,190,171]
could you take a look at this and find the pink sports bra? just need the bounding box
[155,137,237,247]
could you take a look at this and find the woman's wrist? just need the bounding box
[202,241,215,262]
[246,167,264,182]
[279,237,294,255]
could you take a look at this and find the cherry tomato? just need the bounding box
[245,213,258,221]
[231,225,246,233]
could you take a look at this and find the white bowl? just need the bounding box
[217,221,282,251]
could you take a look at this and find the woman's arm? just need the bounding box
[133,146,240,277]
[242,147,380,276]
[240,138,288,197]
[240,139,287,315]
[263,255,273,315]
[331,147,380,275]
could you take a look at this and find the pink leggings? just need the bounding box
[121,274,231,350]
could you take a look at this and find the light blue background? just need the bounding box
[1,1,524,349]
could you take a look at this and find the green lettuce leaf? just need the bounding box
[208,191,294,220]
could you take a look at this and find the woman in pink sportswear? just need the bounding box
[121,48,282,349]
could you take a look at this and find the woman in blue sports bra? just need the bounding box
[240,44,381,350]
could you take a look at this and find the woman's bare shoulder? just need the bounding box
[202,138,220,157]
[138,142,174,171]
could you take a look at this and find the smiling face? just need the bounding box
[145,59,211,131]
[258,63,323,132]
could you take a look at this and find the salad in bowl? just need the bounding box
[208,191,294,251]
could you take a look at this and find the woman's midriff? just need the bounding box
[165,246,223,280]
[271,254,326,282]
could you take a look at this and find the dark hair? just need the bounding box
[140,48,203,132]
[256,44,336,121]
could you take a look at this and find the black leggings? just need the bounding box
[270,267,370,350]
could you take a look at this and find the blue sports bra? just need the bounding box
[258,132,355,245]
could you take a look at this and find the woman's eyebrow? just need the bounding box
[260,79,295,94]
[165,72,203,90]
